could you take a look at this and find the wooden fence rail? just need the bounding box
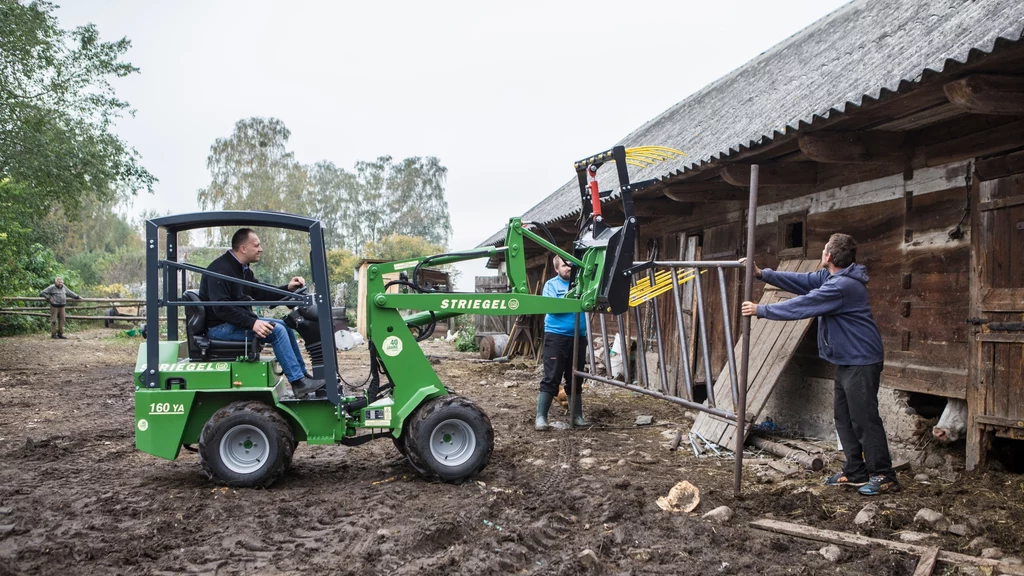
[0,311,160,321]
[0,297,145,304]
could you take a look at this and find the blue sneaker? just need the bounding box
[858,475,900,496]
[824,471,868,487]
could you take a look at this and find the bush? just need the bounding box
[454,325,478,353]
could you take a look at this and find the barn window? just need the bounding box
[778,211,807,258]
[786,221,804,248]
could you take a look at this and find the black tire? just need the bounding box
[392,434,407,456]
[199,401,295,488]
[405,395,493,483]
[393,421,431,476]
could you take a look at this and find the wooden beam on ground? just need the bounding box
[944,74,1024,115]
[798,131,907,164]
[913,547,940,576]
[720,163,817,187]
[750,519,1024,575]
[975,149,1024,181]
[748,436,823,471]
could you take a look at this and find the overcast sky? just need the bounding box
[57,0,848,290]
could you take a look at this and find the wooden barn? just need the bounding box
[477,0,1024,469]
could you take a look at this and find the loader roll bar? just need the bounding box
[144,211,341,405]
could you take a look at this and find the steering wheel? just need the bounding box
[271,284,309,309]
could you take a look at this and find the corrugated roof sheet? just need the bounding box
[480,0,1024,247]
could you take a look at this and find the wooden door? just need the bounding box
[967,173,1024,469]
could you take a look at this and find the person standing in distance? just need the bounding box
[40,275,82,339]
[536,255,589,431]
[740,233,898,496]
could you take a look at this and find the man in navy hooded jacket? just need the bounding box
[740,233,898,496]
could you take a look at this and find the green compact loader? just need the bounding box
[133,146,675,487]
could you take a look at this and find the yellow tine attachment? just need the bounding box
[628,268,702,307]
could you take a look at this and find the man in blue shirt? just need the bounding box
[741,233,898,496]
[536,255,589,430]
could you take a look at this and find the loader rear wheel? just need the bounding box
[405,395,493,483]
[199,401,294,488]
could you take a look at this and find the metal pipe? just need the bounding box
[718,267,739,406]
[735,164,759,496]
[692,267,715,407]
[631,275,650,389]
[574,371,738,420]
[585,313,596,381]
[647,269,670,394]
[599,314,612,380]
[670,268,695,401]
[640,260,744,268]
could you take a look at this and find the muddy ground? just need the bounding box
[0,328,1021,576]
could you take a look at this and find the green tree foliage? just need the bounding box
[362,234,445,262]
[50,197,143,258]
[346,156,451,250]
[0,1,153,326]
[197,117,453,286]
[0,179,76,333]
[197,117,310,281]
[0,0,155,212]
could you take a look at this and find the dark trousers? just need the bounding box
[539,333,586,396]
[834,362,894,480]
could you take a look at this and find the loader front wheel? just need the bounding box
[406,395,493,483]
[199,401,295,488]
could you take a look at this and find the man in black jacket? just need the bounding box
[199,228,324,398]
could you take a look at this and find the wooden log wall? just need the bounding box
[626,161,975,400]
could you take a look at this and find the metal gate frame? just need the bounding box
[569,166,760,495]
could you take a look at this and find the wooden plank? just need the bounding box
[696,291,782,438]
[798,131,907,164]
[871,102,966,132]
[722,317,810,448]
[0,312,160,322]
[980,288,1024,312]
[993,342,1023,421]
[750,519,1024,575]
[966,165,985,471]
[975,414,1024,428]
[977,194,1024,212]
[663,187,749,203]
[976,149,1024,181]
[978,333,1024,344]
[926,118,1024,167]
[721,163,817,187]
[1012,203,1024,288]
[703,298,788,445]
[691,259,817,446]
[912,547,940,576]
[698,290,787,443]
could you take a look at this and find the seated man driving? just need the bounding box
[199,227,325,398]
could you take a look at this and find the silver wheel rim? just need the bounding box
[220,424,270,474]
[429,418,476,467]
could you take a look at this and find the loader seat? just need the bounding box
[182,290,264,361]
